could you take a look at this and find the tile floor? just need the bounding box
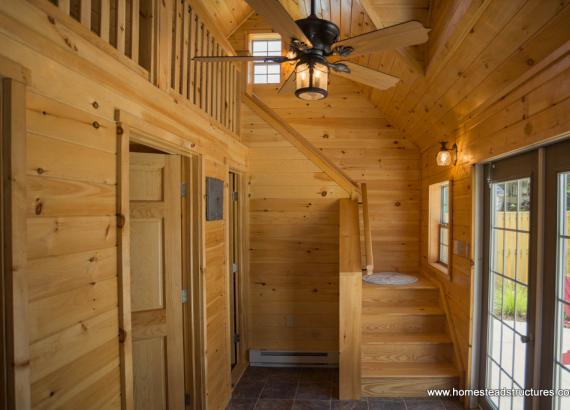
[226,367,463,410]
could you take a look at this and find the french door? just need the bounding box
[480,138,570,410]
[481,151,538,410]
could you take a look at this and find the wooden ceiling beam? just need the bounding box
[242,93,361,199]
[358,0,426,75]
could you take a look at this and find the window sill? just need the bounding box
[429,261,449,276]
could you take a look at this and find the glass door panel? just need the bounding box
[553,172,570,410]
[486,178,531,410]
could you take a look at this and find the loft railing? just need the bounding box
[36,0,240,134]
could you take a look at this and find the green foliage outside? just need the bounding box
[493,279,527,321]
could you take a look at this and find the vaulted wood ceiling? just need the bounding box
[206,0,570,150]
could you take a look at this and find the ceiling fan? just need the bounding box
[193,0,429,101]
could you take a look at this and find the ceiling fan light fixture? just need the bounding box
[294,58,329,101]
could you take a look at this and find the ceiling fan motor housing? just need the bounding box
[295,14,340,55]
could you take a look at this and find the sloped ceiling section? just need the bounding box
[208,0,570,150]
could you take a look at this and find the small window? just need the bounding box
[429,181,451,274]
[251,38,281,84]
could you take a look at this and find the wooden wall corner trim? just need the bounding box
[242,93,360,198]
[116,120,134,410]
[3,74,31,409]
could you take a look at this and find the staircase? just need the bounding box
[360,275,460,397]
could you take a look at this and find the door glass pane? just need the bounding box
[486,177,531,410]
[554,172,570,410]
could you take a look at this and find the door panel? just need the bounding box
[130,152,184,410]
[481,151,538,410]
[542,138,570,410]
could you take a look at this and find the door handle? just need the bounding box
[520,334,533,344]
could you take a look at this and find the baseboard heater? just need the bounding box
[249,350,339,367]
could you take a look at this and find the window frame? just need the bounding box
[249,34,282,85]
[428,180,452,275]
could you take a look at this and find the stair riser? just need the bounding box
[362,344,453,363]
[362,315,447,335]
[362,289,440,308]
[361,376,458,397]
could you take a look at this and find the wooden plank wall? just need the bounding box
[252,84,421,274]
[0,1,247,408]
[242,102,344,352]
[420,46,570,375]
[203,157,232,410]
[26,92,121,409]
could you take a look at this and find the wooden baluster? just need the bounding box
[59,0,71,14]
[221,58,227,128]
[195,19,203,106]
[80,0,91,29]
[200,29,208,110]
[131,0,140,63]
[215,43,221,122]
[157,0,173,90]
[117,0,126,54]
[173,0,183,92]
[181,1,190,99]
[361,183,374,275]
[188,7,195,101]
[100,0,110,42]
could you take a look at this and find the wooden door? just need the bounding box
[129,152,185,410]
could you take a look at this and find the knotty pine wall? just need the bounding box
[241,79,421,353]
[1,1,246,409]
[242,102,345,352]
[420,47,570,374]
[254,84,421,275]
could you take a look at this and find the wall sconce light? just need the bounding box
[436,141,458,166]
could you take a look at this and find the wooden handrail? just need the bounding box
[243,93,361,199]
[361,183,374,275]
[339,199,362,400]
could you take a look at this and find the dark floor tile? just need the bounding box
[241,367,272,383]
[331,399,368,409]
[227,398,258,410]
[261,381,298,399]
[296,382,332,400]
[233,381,264,399]
[300,368,336,382]
[404,398,445,410]
[441,399,463,410]
[255,399,294,410]
[293,400,332,410]
[267,367,302,382]
[367,398,405,410]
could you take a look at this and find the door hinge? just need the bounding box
[233,333,241,344]
[181,183,188,197]
[185,393,192,406]
[232,191,238,202]
[181,289,188,304]
[232,263,238,274]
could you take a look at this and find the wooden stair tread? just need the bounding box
[363,306,444,316]
[362,362,459,378]
[363,333,451,345]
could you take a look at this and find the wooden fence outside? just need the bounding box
[493,211,570,284]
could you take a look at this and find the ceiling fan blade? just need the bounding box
[245,0,312,47]
[193,55,289,63]
[332,21,429,56]
[332,61,400,91]
[278,71,296,95]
